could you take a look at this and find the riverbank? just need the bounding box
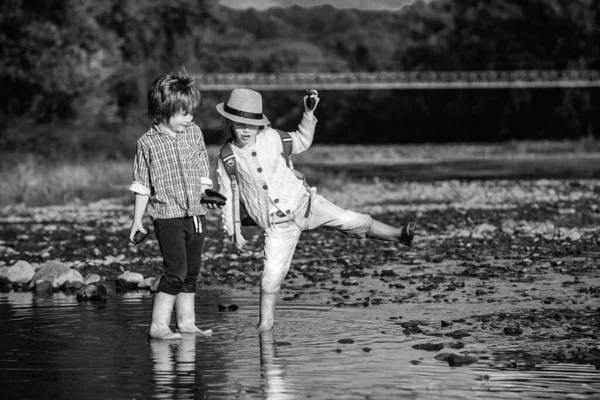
[2,138,600,207]
[1,177,599,371]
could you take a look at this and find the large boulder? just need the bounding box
[1,261,36,285]
[28,260,84,290]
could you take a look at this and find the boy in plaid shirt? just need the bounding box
[129,72,222,340]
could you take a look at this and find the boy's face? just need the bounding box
[164,111,194,133]
[233,122,260,148]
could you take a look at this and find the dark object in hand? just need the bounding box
[133,228,148,245]
[201,188,227,207]
[306,90,317,110]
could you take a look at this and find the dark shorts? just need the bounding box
[153,215,206,295]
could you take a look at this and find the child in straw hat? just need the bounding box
[216,88,416,331]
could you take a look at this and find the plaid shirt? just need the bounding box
[130,123,211,219]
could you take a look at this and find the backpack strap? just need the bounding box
[276,129,293,168]
[219,142,243,245]
[219,142,237,178]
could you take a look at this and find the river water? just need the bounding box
[1,286,599,400]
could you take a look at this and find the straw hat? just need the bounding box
[216,88,270,126]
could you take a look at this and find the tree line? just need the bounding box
[1,0,599,157]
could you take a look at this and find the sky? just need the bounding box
[219,0,431,11]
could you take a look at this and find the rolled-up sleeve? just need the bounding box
[197,126,211,177]
[291,112,317,154]
[129,142,151,196]
[217,157,234,236]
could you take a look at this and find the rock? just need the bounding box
[504,326,523,336]
[137,277,157,289]
[3,261,35,285]
[447,353,479,366]
[0,266,9,285]
[64,280,86,291]
[35,280,53,295]
[501,219,519,235]
[471,223,497,239]
[83,274,101,285]
[413,343,444,352]
[217,304,239,312]
[29,261,84,290]
[76,283,108,302]
[338,338,354,344]
[116,271,144,290]
[445,330,471,339]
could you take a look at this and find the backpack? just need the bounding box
[219,130,310,238]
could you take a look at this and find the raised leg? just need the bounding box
[367,220,416,247]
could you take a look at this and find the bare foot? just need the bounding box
[256,323,273,332]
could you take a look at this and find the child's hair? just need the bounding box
[219,118,266,144]
[147,72,201,124]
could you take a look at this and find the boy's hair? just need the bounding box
[147,72,201,124]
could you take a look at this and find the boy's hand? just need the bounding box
[129,222,148,245]
[304,89,319,113]
[201,188,227,209]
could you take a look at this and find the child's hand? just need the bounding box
[129,222,147,244]
[304,89,319,113]
[201,188,227,209]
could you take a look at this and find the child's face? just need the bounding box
[233,122,260,147]
[163,111,194,133]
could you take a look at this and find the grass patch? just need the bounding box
[0,155,132,207]
[2,138,599,207]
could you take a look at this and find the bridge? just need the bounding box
[194,69,600,91]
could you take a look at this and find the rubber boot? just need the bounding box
[149,292,182,340]
[367,220,416,247]
[175,292,212,335]
[257,292,277,331]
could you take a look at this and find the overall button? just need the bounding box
[252,151,257,156]
[274,199,279,204]
[285,210,291,214]
[257,167,262,172]
[263,185,268,190]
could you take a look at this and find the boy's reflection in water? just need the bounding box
[260,330,295,400]
[150,335,196,399]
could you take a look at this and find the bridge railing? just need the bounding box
[193,70,600,90]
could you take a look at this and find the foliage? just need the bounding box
[1,0,599,156]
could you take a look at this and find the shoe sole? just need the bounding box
[403,222,416,247]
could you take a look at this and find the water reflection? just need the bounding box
[260,330,295,400]
[0,288,599,399]
[151,336,197,399]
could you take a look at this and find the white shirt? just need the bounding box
[217,113,317,235]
